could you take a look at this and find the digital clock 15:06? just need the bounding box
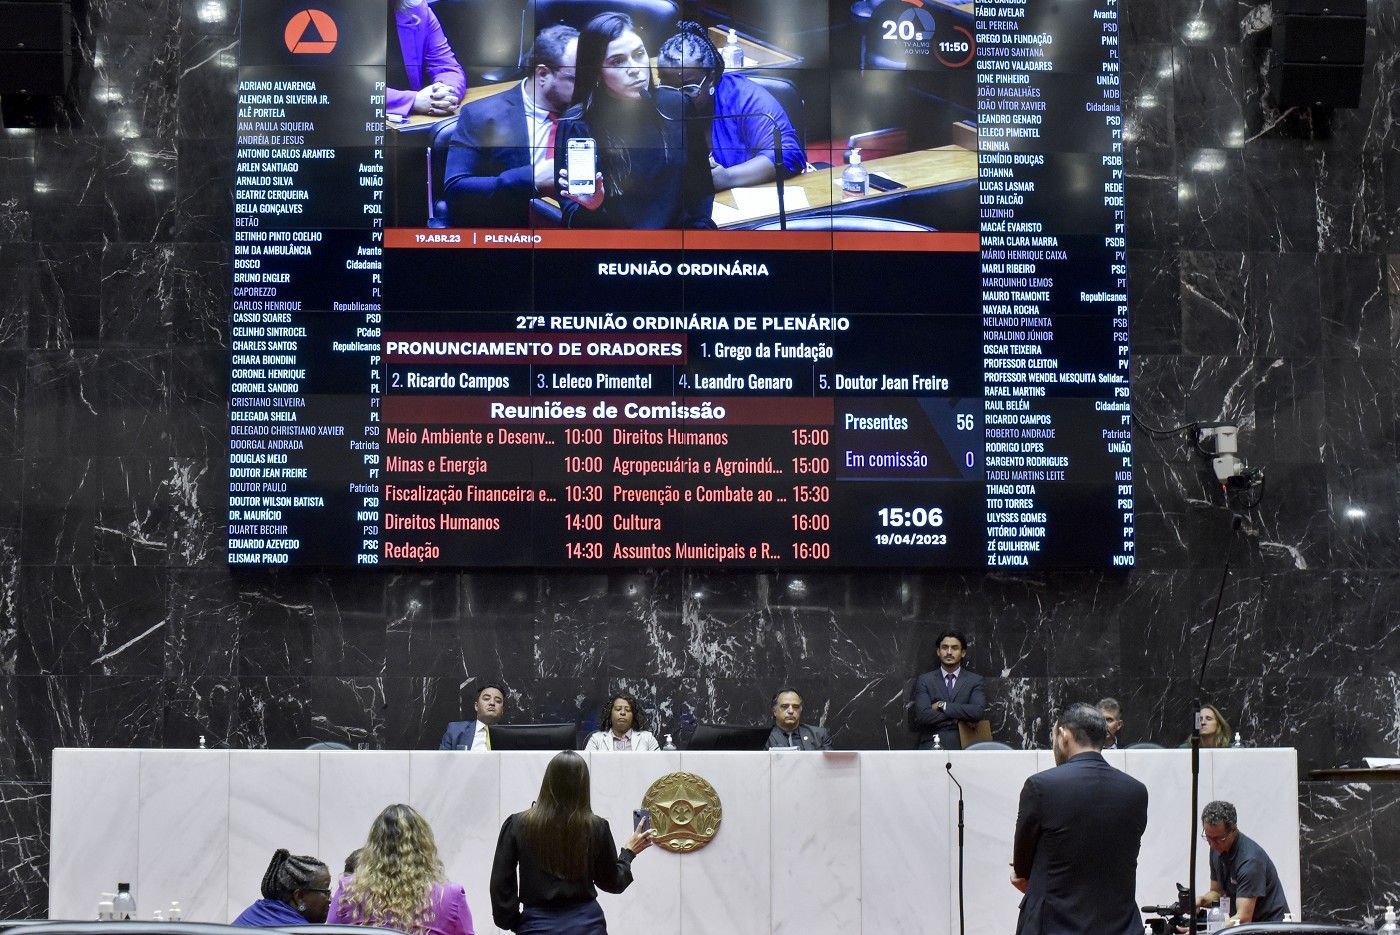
[877,507,944,528]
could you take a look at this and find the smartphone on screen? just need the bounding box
[632,807,651,833]
[567,138,597,197]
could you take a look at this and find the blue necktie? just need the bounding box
[945,673,955,697]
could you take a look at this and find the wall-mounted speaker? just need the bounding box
[1269,0,1366,107]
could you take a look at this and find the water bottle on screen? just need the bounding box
[113,883,136,920]
[1231,732,1242,748]
[841,149,869,198]
[1379,904,1399,933]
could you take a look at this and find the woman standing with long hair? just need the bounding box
[491,750,653,933]
[331,803,474,935]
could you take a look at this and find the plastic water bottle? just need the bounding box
[1231,732,1242,748]
[169,902,183,922]
[662,733,677,751]
[113,883,136,920]
[97,895,116,921]
[841,148,868,197]
[721,29,743,68]
[1204,902,1223,932]
[1378,905,1398,933]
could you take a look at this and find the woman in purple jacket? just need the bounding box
[390,0,467,119]
[232,849,331,926]
[331,803,474,935]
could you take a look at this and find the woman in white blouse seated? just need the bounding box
[584,693,660,751]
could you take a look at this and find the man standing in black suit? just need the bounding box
[1010,702,1149,935]
[442,25,579,228]
[911,629,986,749]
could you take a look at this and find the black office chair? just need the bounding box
[429,0,529,84]
[532,0,679,49]
[741,73,806,167]
[426,114,460,227]
[753,215,933,232]
[1127,742,1165,749]
[304,741,352,750]
[964,740,1015,751]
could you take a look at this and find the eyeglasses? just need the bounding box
[1200,832,1230,844]
[656,81,707,98]
[305,888,332,897]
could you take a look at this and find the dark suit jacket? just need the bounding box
[442,87,537,228]
[439,719,483,750]
[911,668,985,749]
[765,723,832,751]
[1012,751,1148,935]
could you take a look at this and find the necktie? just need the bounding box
[546,113,559,152]
[945,673,955,696]
[788,731,799,748]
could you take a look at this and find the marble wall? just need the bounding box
[0,0,1396,925]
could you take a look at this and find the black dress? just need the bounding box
[554,88,715,230]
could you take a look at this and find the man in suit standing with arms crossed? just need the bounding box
[912,629,986,749]
[1010,703,1149,935]
[442,26,579,228]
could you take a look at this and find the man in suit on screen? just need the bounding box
[1010,702,1149,935]
[911,629,986,749]
[438,680,506,750]
[442,25,578,227]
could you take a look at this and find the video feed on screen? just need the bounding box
[382,0,978,234]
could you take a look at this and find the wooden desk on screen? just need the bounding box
[713,145,978,228]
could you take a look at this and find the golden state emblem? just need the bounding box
[641,771,722,852]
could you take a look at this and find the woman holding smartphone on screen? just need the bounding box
[490,750,654,934]
[555,13,715,229]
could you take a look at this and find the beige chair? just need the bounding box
[958,719,993,748]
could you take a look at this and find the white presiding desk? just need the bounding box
[50,748,1300,935]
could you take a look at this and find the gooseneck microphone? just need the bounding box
[946,760,965,935]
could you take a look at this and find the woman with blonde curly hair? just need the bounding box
[330,803,474,935]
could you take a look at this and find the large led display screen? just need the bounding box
[229,0,1134,567]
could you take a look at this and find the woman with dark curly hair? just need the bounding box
[583,693,660,751]
[330,803,474,935]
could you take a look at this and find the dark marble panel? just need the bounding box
[1180,251,1249,355]
[100,0,181,37]
[0,138,35,244]
[166,456,224,565]
[1319,253,1389,359]
[1231,463,1330,572]
[1173,48,1245,149]
[1245,252,1321,355]
[86,32,182,141]
[1316,149,1387,254]
[1128,249,1182,355]
[1123,46,1175,150]
[308,571,391,678]
[1125,145,1179,251]
[172,139,232,242]
[17,566,167,677]
[168,244,230,347]
[0,462,20,676]
[21,457,96,566]
[1325,466,1400,570]
[12,675,167,779]
[0,782,49,919]
[1172,0,1241,46]
[30,244,102,349]
[179,0,239,37]
[165,567,239,679]
[162,677,240,750]
[0,246,31,349]
[0,352,26,456]
[25,351,170,457]
[101,140,179,242]
[1327,571,1400,676]
[169,349,229,460]
[982,676,1050,749]
[1242,149,1321,253]
[1178,149,1250,252]
[1119,0,1171,44]
[1250,356,1323,462]
[175,36,240,139]
[233,676,419,750]
[1322,358,1396,465]
[29,139,104,244]
[234,571,317,678]
[99,243,179,347]
[1126,464,1195,567]
[1301,782,1375,925]
[94,457,178,565]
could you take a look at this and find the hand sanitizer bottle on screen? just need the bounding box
[841,148,868,197]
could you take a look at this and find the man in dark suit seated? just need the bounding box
[1010,703,1148,935]
[765,688,832,750]
[439,680,507,750]
[442,25,579,228]
[911,629,986,749]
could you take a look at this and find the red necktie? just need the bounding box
[546,113,559,151]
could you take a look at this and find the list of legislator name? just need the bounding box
[974,0,1134,567]
[228,0,387,565]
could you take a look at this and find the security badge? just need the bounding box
[641,771,723,852]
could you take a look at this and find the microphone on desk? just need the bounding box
[652,91,789,230]
[946,761,966,935]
